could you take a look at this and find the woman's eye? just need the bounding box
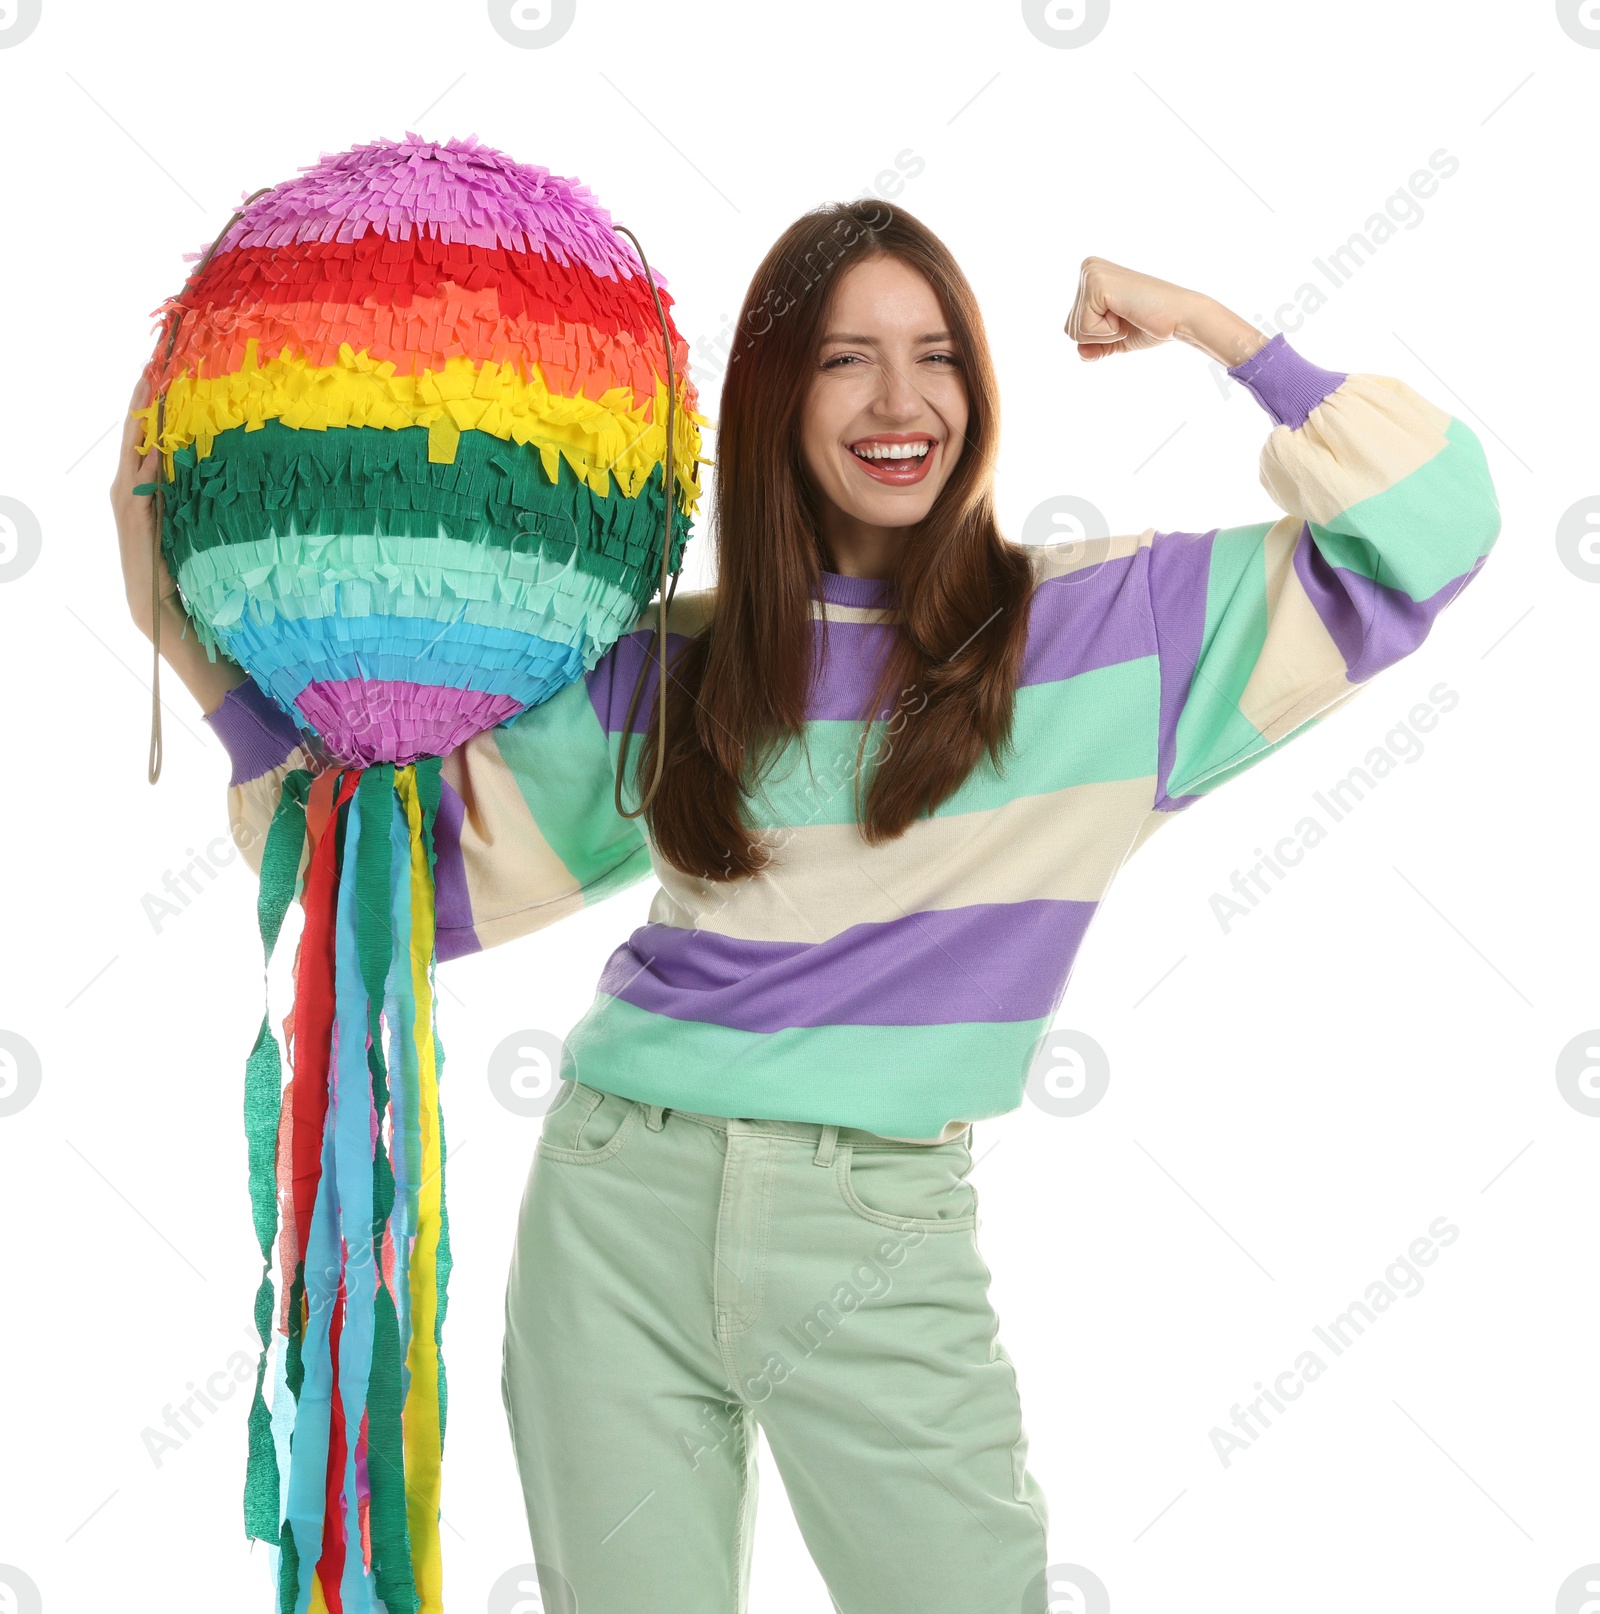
[822,351,958,369]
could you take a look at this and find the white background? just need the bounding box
[0,1,1594,1610]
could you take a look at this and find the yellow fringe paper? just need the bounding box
[394,764,446,1614]
[134,340,704,512]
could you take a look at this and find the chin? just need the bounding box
[838,487,944,529]
[874,503,938,529]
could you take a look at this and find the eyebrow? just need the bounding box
[820,330,955,344]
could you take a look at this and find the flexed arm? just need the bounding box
[1063,259,1501,816]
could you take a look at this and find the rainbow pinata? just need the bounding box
[131,134,701,1614]
[137,132,701,766]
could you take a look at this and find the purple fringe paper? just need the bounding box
[204,134,655,286]
[293,678,523,767]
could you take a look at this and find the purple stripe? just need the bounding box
[598,900,1096,1030]
[806,619,896,720]
[586,627,694,735]
[588,583,898,735]
[431,778,480,963]
[1310,543,1490,684]
[1019,550,1155,688]
[818,569,895,608]
[1147,520,1475,809]
[589,561,1158,736]
[204,678,303,786]
[1288,521,1369,673]
[1228,333,1348,430]
[1146,529,1215,811]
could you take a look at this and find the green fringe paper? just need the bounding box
[415,758,453,1450]
[278,1519,300,1614]
[159,421,690,608]
[244,772,313,1544]
[355,767,419,1614]
[172,529,643,671]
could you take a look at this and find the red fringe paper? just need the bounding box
[170,232,679,346]
[151,281,696,415]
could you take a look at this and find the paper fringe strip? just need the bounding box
[133,344,702,509]
[210,134,646,276]
[159,423,691,603]
[153,285,691,411]
[249,758,452,1614]
[153,237,693,387]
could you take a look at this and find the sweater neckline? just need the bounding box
[816,569,896,609]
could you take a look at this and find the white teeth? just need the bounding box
[852,441,931,461]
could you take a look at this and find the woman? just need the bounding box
[112,201,1501,1613]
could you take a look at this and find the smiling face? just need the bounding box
[798,254,969,573]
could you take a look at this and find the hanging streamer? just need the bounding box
[249,762,447,1614]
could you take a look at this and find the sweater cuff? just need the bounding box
[1227,332,1348,430]
[204,679,304,786]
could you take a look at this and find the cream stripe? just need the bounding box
[637,588,893,633]
[876,1120,978,1145]
[230,745,316,881]
[1258,374,1451,526]
[440,731,583,941]
[1029,529,1150,582]
[647,774,1157,943]
[811,601,897,626]
[1124,805,1173,859]
[1236,514,1356,740]
[621,585,716,639]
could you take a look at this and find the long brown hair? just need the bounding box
[641,200,1033,880]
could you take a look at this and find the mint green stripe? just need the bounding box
[1176,708,1339,800]
[1316,416,1499,599]
[1169,522,1273,801]
[565,994,1047,1139]
[161,420,691,611]
[746,657,1161,829]
[492,679,649,890]
[175,531,640,668]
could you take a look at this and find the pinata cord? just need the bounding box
[609,223,680,823]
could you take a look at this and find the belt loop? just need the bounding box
[644,1103,667,1132]
[813,1124,839,1167]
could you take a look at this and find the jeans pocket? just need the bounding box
[836,1139,978,1232]
[536,1080,642,1164]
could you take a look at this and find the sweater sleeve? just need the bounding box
[205,632,660,961]
[203,677,317,882]
[1140,332,1501,823]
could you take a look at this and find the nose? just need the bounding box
[869,350,929,424]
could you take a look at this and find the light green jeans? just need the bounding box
[501,1079,1050,1613]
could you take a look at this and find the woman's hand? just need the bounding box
[110,374,245,715]
[1065,257,1269,369]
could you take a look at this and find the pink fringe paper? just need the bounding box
[293,678,524,767]
[207,134,654,285]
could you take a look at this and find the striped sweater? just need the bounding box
[210,334,1502,1140]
